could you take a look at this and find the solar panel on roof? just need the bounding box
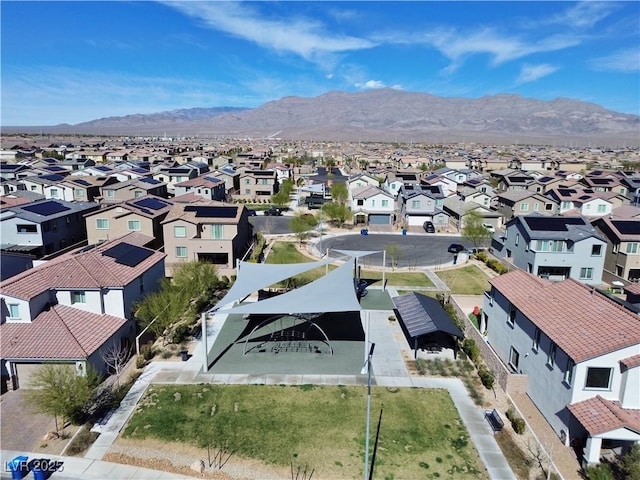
[202,176,222,183]
[102,242,154,267]
[523,216,585,231]
[139,177,160,184]
[538,176,554,182]
[611,220,640,235]
[95,166,111,171]
[46,166,66,172]
[253,171,273,176]
[184,205,237,218]
[74,179,91,186]
[590,178,612,185]
[168,168,189,174]
[22,200,70,216]
[133,197,170,210]
[40,174,65,182]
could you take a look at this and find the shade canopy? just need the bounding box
[392,292,464,338]
[221,262,362,315]
[331,249,381,259]
[213,258,335,310]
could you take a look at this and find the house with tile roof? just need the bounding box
[174,175,226,201]
[495,189,559,220]
[483,269,640,466]
[491,214,606,285]
[0,233,166,389]
[592,211,640,282]
[84,195,173,248]
[236,170,279,201]
[397,184,447,228]
[1,199,100,257]
[349,185,396,226]
[161,201,253,277]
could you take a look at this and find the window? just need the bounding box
[8,304,20,318]
[564,359,575,386]
[17,224,37,234]
[579,267,594,280]
[591,245,602,256]
[561,201,572,210]
[613,243,619,254]
[127,220,141,231]
[515,233,519,247]
[626,243,638,254]
[534,203,539,211]
[381,199,389,207]
[96,218,109,230]
[411,200,420,208]
[536,240,565,252]
[50,188,59,198]
[176,246,187,258]
[245,179,251,184]
[509,347,520,371]
[533,327,541,351]
[210,224,224,239]
[508,304,516,326]
[71,291,86,304]
[75,188,85,197]
[520,203,529,211]
[106,190,115,198]
[371,199,376,207]
[545,204,553,211]
[357,199,364,206]
[134,191,143,198]
[261,179,269,185]
[597,204,607,213]
[585,367,612,389]
[174,226,186,238]
[245,189,251,195]
[547,342,557,367]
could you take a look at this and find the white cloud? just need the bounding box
[548,2,618,30]
[355,80,386,89]
[162,1,376,63]
[589,47,640,73]
[516,64,559,84]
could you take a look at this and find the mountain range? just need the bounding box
[4,89,639,146]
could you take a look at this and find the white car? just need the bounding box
[482,223,496,233]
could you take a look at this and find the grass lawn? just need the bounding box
[435,265,490,295]
[124,384,488,480]
[266,242,434,288]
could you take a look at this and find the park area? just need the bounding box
[119,384,489,479]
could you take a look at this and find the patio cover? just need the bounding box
[221,262,362,315]
[213,258,335,310]
[332,249,381,259]
[392,292,464,338]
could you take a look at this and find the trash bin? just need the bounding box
[402,228,407,236]
[8,456,29,480]
[29,459,50,480]
[180,350,189,361]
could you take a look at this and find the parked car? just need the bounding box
[423,221,435,233]
[263,207,283,216]
[482,223,496,233]
[447,243,465,254]
[247,209,257,216]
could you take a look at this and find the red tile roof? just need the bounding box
[0,304,126,360]
[620,353,640,370]
[567,395,640,436]
[0,233,165,300]
[489,270,640,362]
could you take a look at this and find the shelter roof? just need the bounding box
[392,292,464,338]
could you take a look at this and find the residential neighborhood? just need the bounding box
[1,134,639,478]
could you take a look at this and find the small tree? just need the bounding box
[321,202,352,227]
[386,242,402,270]
[100,341,132,388]
[620,444,640,480]
[27,363,100,433]
[290,212,318,245]
[330,182,348,205]
[462,210,492,249]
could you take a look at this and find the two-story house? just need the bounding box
[236,170,279,201]
[99,177,168,204]
[84,195,173,248]
[592,212,640,282]
[483,270,640,465]
[495,190,558,220]
[492,214,606,285]
[398,184,447,228]
[162,201,253,277]
[349,185,396,225]
[0,233,166,389]
[212,166,240,196]
[174,175,226,202]
[1,199,100,257]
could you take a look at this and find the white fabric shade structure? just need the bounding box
[212,258,336,312]
[219,261,362,315]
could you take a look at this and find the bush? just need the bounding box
[620,444,640,480]
[140,343,156,361]
[462,338,480,364]
[478,366,495,390]
[415,358,427,375]
[65,424,99,456]
[506,407,526,434]
[584,463,613,480]
[476,251,488,262]
[135,355,146,369]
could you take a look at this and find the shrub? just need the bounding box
[140,343,156,361]
[620,444,640,480]
[135,355,146,369]
[478,366,495,390]
[65,424,99,456]
[584,463,613,480]
[415,358,427,375]
[476,251,488,262]
[506,407,526,434]
[462,338,480,364]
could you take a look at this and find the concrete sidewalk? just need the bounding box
[0,450,198,480]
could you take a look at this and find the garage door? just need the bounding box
[368,214,392,225]
[406,216,431,226]
[15,363,41,389]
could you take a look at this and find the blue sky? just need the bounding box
[2,1,639,126]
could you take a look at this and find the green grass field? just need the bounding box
[123,384,488,479]
[435,265,490,294]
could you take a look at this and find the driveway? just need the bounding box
[0,390,56,451]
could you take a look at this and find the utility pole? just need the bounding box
[362,342,376,480]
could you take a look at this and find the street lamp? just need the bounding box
[362,342,375,480]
